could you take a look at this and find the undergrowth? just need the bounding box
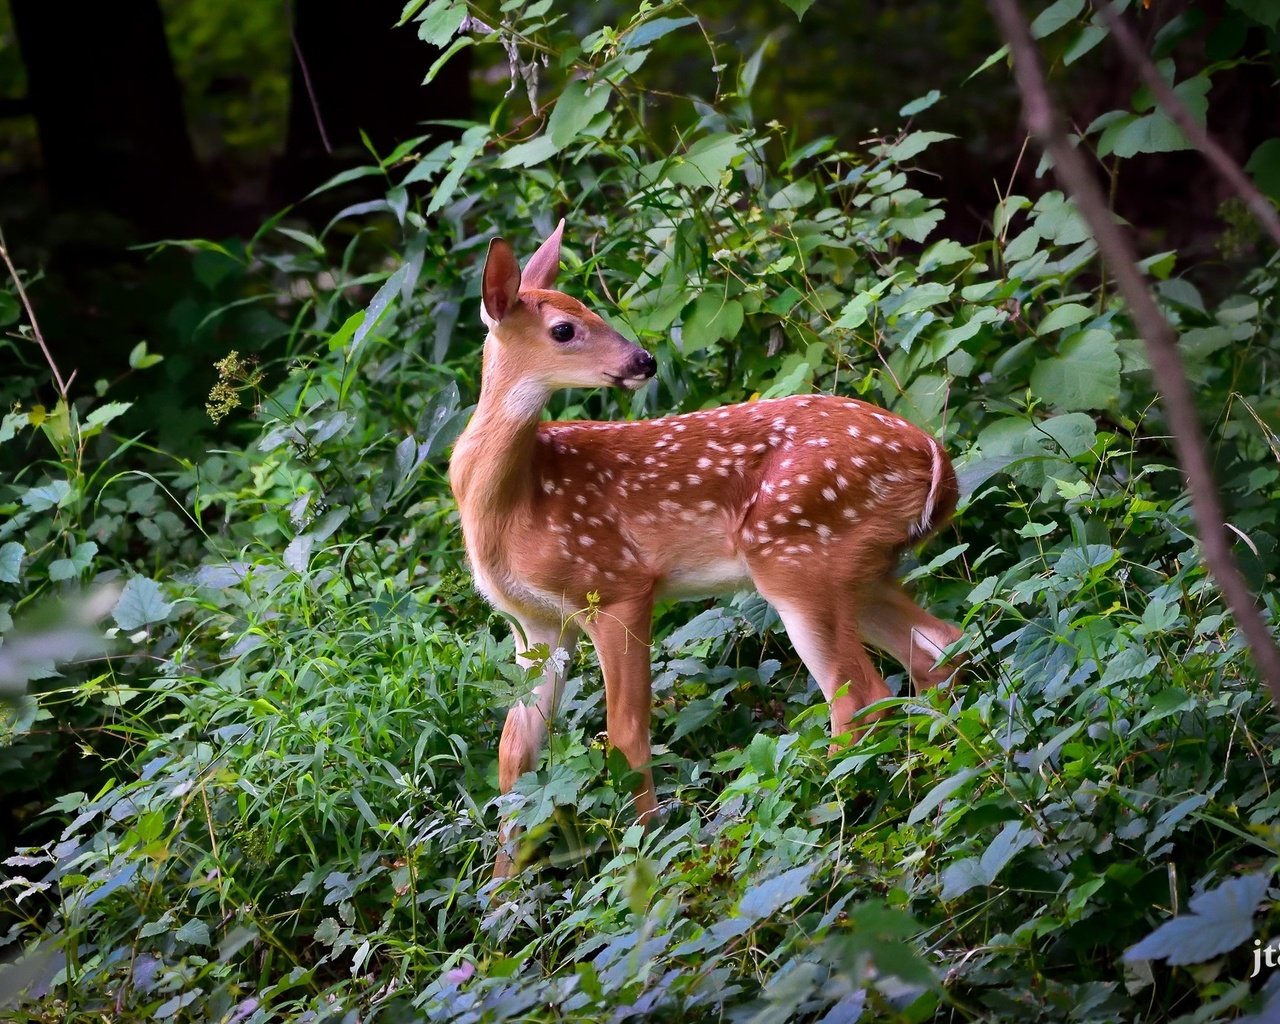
[3,1,1280,1021]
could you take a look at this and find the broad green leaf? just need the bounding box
[767,180,816,210]
[327,310,366,352]
[681,295,743,352]
[497,133,560,169]
[424,36,474,85]
[779,0,816,19]
[1245,138,1280,203]
[622,16,697,50]
[1228,0,1280,29]
[0,541,22,583]
[663,132,742,188]
[426,125,487,213]
[747,733,777,777]
[908,768,982,825]
[347,264,411,357]
[1125,874,1269,965]
[85,402,132,431]
[1030,329,1121,410]
[920,238,974,271]
[932,306,1001,359]
[128,341,163,370]
[0,411,27,443]
[22,479,72,512]
[888,281,952,318]
[549,80,612,148]
[416,0,466,47]
[885,131,957,162]
[1098,77,1210,158]
[1031,0,1084,38]
[113,576,173,631]
[832,274,900,329]
[48,542,97,582]
[739,863,815,921]
[175,919,212,946]
[1036,302,1092,334]
[899,89,942,117]
[1064,23,1107,64]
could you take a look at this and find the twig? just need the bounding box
[987,0,1280,703]
[0,225,69,401]
[285,0,332,154]
[1099,2,1280,250]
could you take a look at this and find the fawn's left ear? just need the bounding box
[482,237,521,326]
[520,218,565,292]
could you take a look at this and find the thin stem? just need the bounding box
[1099,1,1280,249]
[987,0,1280,703]
[0,225,69,402]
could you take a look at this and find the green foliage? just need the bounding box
[4,2,1280,1022]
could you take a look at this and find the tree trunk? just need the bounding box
[9,0,209,236]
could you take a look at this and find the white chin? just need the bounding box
[620,376,650,390]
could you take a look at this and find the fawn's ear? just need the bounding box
[482,237,521,326]
[520,218,565,292]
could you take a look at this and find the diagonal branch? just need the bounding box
[987,0,1280,703]
[0,224,69,402]
[1098,1,1280,250]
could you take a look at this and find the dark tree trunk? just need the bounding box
[9,0,209,236]
[274,0,472,203]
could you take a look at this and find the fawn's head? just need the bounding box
[480,220,656,403]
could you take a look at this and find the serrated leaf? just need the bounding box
[112,576,173,631]
[176,919,212,946]
[416,0,466,47]
[1030,329,1121,411]
[747,733,777,777]
[1125,873,1270,965]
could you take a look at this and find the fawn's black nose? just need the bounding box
[631,350,658,379]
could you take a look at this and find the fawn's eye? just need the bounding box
[549,322,575,342]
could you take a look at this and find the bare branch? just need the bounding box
[0,225,69,402]
[988,0,1280,702]
[1099,1,1280,250]
[285,0,332,154]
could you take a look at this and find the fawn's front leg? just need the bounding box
[494,617,577,878]
[584,595,659,823]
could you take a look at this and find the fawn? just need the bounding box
[449,220,963,876]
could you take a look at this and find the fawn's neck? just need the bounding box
[450,337,547,523]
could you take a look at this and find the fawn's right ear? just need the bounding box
[482,237,521,327]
